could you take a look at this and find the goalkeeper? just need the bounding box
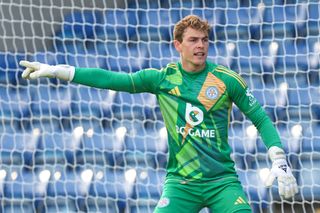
[20,15,298,213]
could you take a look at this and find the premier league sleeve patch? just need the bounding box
[156,197,170,208]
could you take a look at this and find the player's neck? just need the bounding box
[180,61,206,73]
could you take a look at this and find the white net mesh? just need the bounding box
[0,0,319,212]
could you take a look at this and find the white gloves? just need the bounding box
[20,60,75,81]
[264,146,298,199]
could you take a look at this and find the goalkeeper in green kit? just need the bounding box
[20,15,298,213]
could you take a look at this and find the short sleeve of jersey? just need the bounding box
[130,68,166,94]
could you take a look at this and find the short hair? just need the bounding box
[173,15,211,43]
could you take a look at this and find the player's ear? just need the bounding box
[174,40,182,53]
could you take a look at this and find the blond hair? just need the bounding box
[173,15,211,42]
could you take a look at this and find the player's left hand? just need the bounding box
[264,146,298,199]
[264,158,298,199]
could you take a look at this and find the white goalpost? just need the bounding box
[0,0,319,212]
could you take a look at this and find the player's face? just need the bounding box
[174,27,209,72]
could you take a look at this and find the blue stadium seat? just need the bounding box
[2,167,48,212]
[102,10,138,41]
[276,125,301,155]
[2,52,25,70]
[262,6,296,39]
[310,88,320,122]
[0,52,8,83]
[83,41,108,68]
[113,92,155,120]
[297,157,320,201]
[180,8,206,20]
[229,125,256,154]
[286,84,312,122]
[203,9,223,39]
[3,167,47,199]
[30,86,71,117]
[124,123,168,168]
[307,2,320,36]
[56,10,104,39]
[29,119,61,135]
[96,89,117,117]
[101,42,148,72]
[0,53,26,84]
[1,202,34,213]
[46,166,89,212]
[243,76,266,90]
[96,41,124,71]
[310,87,320,105]
[126,42,149,71]
[301,124,320,153]
[137,10,172,41]
[0,130,40,165]
[0,87,31,120]
[221,8,252,41]
[130,168,166,213]
[78,126,126,166]
[70,86,103,118]
[0,52,5,66]
[28,51,66,65]
[89,167,135,212]
[276,40,309,71]
[128,0,161,9]
[229,124,258,169]
[308,38,320,71]
[209,41,236,68]
[63,41,86,64]
[234,42,263,73]
[67,50,100,68]
[63,41,106,68]
[287,88,311,106]
[35,130,82,165]
[237,169,269,212]
[46,167,82,197]
[0,52,13,84]
[170,0,203,8]
[145,42,179,69]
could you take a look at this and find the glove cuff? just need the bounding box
[52,65,75,81]
[268,146,286,162]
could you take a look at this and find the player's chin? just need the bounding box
[193,58,207,66]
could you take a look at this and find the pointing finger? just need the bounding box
[21,67,33,79]
[19,60,40,70]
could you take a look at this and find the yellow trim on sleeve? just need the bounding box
[215,66,247,89]
[129,74,136,92]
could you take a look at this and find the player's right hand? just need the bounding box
[19,60,75,81]
[20,60,55,80]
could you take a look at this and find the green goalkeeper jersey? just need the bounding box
[73,61,283,182]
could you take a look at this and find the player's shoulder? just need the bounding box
[163,62,180,74]
[144,62,178,74]
[211,64,247,89]
[140,63,180,84]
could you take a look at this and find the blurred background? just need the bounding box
[0,0,319,212]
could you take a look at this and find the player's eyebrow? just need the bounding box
[187,36,208,40]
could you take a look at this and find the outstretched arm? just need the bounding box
[224,68,298,199]
[20,61,164,94]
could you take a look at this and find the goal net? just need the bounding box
[0,0,319,212]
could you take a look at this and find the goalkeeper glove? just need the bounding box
[264,146,298,199]
[20,60,75,81]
